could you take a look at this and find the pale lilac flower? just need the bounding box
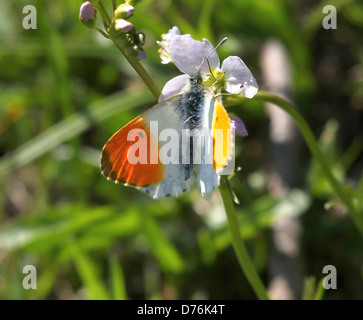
[230,116,248,136]
[80,1,96,21]
[158,74,189,102]
[159,26,181,64]
[221,56,258,99]
[158,27,258,102]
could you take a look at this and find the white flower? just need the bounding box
[158,27,258,102]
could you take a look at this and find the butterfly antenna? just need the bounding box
[206,59,215,78]
[157,40,189,75]
[198,37,228,74]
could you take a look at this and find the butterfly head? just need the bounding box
[157,37,227,85]
[189,67,204,85]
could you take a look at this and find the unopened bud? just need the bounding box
[115,4,135,19]
[115,19,134,33]
[128,32,145,46]
[135,47,147,60]
[137,32,145,46]
[126,0,142,6]
[79,1,97,28]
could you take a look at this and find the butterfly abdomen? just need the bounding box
[179,76,208,181]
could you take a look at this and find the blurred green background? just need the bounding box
[0,0,362,300]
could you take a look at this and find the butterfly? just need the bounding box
[101,39,234,199]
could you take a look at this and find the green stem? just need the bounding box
[110,37,161,100]
[219,177,269,300]
[94,26,110,39]
[92,1,109,31]
[94,1,161,100]
[252,91,363,235]
[97,0,112,25]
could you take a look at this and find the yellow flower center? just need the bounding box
[203,68,225,93]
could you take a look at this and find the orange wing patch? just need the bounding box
[212,100,232,172]
[101,116,164,187]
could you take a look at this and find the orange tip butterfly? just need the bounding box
[101,38,234,199]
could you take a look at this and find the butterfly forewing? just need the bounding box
[101,94,196,198]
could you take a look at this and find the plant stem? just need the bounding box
[94,26,110,39]
[219,177,269,300]
[253,91,363,235]
[94,1,161,100]
[97,0,112,25]
[110,37,161,100]
[93,1,110,30]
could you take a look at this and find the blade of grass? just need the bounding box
[109,254,127,300]
[197,0,214,42]
[39,3,74,119]
[251,91,363,236]
[68,237,109,300]
[340,136,363,172]
[0,88,153,178]
[0,205,116,251]
[303,0,353,37]
[314,278,325,300]
[302,276,316,300]
[139,212,184,274]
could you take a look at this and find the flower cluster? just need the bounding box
[79,0,146,60]
[158,26,258,136]
[112,1,146,59]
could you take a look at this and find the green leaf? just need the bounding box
[308,119,345,198]
[0,89,153,178]
[0,205,116,251]
[302,276,316,300]
[140,213,184,274]
[302,276,325,300]
[68,238,109,300]
[109,254,127,300]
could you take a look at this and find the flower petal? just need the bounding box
[159,26,180,64]
[163,26,180,42]
[230,116,248,136]
[222,56,258,98]
[169,35,220,76]
[158,74,188,102]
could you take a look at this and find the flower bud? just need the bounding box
[126,0,142,6]
[137,32,145,46]
[115,19,134,33]
[135,47,147,60]
[115,4,135,19]
[128,31,145,46]
[79,1,97,28]
[230,116,248,136]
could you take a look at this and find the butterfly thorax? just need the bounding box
[181,69,206,130]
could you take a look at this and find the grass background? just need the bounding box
[0,0,362,299]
